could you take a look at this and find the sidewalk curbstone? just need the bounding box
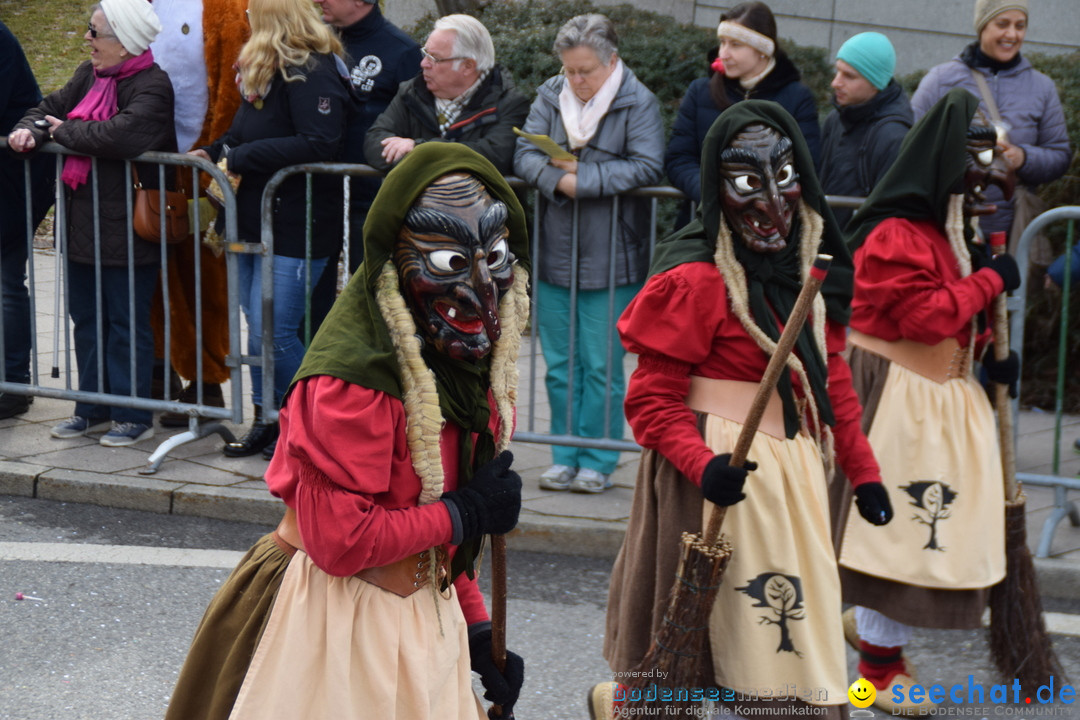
[36,468,175,514]
[0,460,44,497]
[172,484,284,526]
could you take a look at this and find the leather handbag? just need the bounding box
[133,166,189,244]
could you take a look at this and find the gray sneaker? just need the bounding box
[571,468,612,494]
[100,422,154,447]
[51,416,111,439]
[539,464,576,491]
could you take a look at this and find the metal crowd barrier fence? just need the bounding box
[0,145,874,472]
[1009,206,1080,557]
[0,139,242,473]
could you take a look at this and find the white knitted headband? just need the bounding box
[717,21,775,57]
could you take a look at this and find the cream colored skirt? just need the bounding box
[703,415,846,707]
[838,362,1005,589]
[228,551,484,720]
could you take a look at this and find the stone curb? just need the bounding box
[3,459,1078,601]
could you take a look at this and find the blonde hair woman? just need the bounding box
[190,0,351,460]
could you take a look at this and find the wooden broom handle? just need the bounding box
[488,534,511,719]
[704,254,833,545]
[989,234,1019,502]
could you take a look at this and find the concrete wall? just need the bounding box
[384,1,1079,76]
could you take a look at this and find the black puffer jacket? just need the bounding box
[363,66,529,175]
[13,60,176,267]
[206,52,349,259]
[819,79,913,230]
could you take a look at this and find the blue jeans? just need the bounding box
[67,260,158,424]
[1,225,31,385]
[537,280,641,475]
[236,253,328,408]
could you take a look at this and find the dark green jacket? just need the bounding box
[363,66,529,175]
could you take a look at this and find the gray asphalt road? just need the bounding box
[1,495,1078,720]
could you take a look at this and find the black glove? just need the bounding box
[442,450,521,543]
[469,623,524,716]
[854,482,893,526]
[701,453,758,507]
[981,346,1019,399]
[988,253,1021,292]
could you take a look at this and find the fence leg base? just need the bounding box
[140,422,238,475]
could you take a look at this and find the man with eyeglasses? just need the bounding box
[313,0,420,274]
[363,14,528,176]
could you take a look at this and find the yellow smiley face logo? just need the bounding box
[848,678,876,708]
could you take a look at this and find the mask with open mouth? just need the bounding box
[393,173,515,362]
[718,123,801,254]
[962,124,1015,218]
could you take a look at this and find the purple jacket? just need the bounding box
[911,52,1071,236]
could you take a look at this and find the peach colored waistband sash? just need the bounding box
[273,507,446,597]
[848,329,971,384]
[685,376,786,440]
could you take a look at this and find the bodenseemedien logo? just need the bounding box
[887,675,1074,713]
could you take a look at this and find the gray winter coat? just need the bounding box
[513,66,664,290]
[911,51,1070,236]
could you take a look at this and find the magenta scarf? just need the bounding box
[61,50,156,190]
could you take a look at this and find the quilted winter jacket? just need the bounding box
[911,51,1071,235]
[512,66,664,290]
[363,66,529,175]
[13,60,176,267]
[819,80,913,230]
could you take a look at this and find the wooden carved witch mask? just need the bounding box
[393,172,515,362]
[962,124,1015,219]
[718,123,801,254]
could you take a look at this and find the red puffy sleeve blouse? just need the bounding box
[617,260,880,490]
[264,374,489,625]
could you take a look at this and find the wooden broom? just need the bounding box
[489,534,514,719]
[616,254,832,719]
[985,232,1064,689]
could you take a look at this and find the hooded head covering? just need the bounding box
[847,88,979,252]
[100,0,162,55]
[293,143,531,582]
[650,100,853,440]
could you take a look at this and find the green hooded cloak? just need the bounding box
[846,88,980,252]
[290,142,531,582]
[648,100,853,438]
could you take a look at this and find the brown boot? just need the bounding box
[159,383,225,427]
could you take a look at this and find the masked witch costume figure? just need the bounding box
[164,143,530,720]
[594,100,892,719]
[834,88,1020,715]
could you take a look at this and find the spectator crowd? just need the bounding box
[0,0,1076,716]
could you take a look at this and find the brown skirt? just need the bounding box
[832,347,990,629]
[164,533,291,720]
[604,420,846,718]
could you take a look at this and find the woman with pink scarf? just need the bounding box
[9,0,176,448]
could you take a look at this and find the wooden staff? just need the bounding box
[985,231,1062,689]
[489,534,513,719]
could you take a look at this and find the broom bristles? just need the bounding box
[617,532,732,719]
[988,496,1066,690]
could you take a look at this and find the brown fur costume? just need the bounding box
[151,0,248,386]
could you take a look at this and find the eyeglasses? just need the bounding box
[87,22,114,39]
[421,47,463,65]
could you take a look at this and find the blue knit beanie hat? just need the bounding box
[836,32,895,91]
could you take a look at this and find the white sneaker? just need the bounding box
[571,468,612,494]
[539,464,576,491]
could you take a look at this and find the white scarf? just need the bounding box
[740,57,776,91]
[559,58,624,151]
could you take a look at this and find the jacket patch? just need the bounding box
[318,97,331,115]
[351,56,383,94]
[736,572,806,657]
